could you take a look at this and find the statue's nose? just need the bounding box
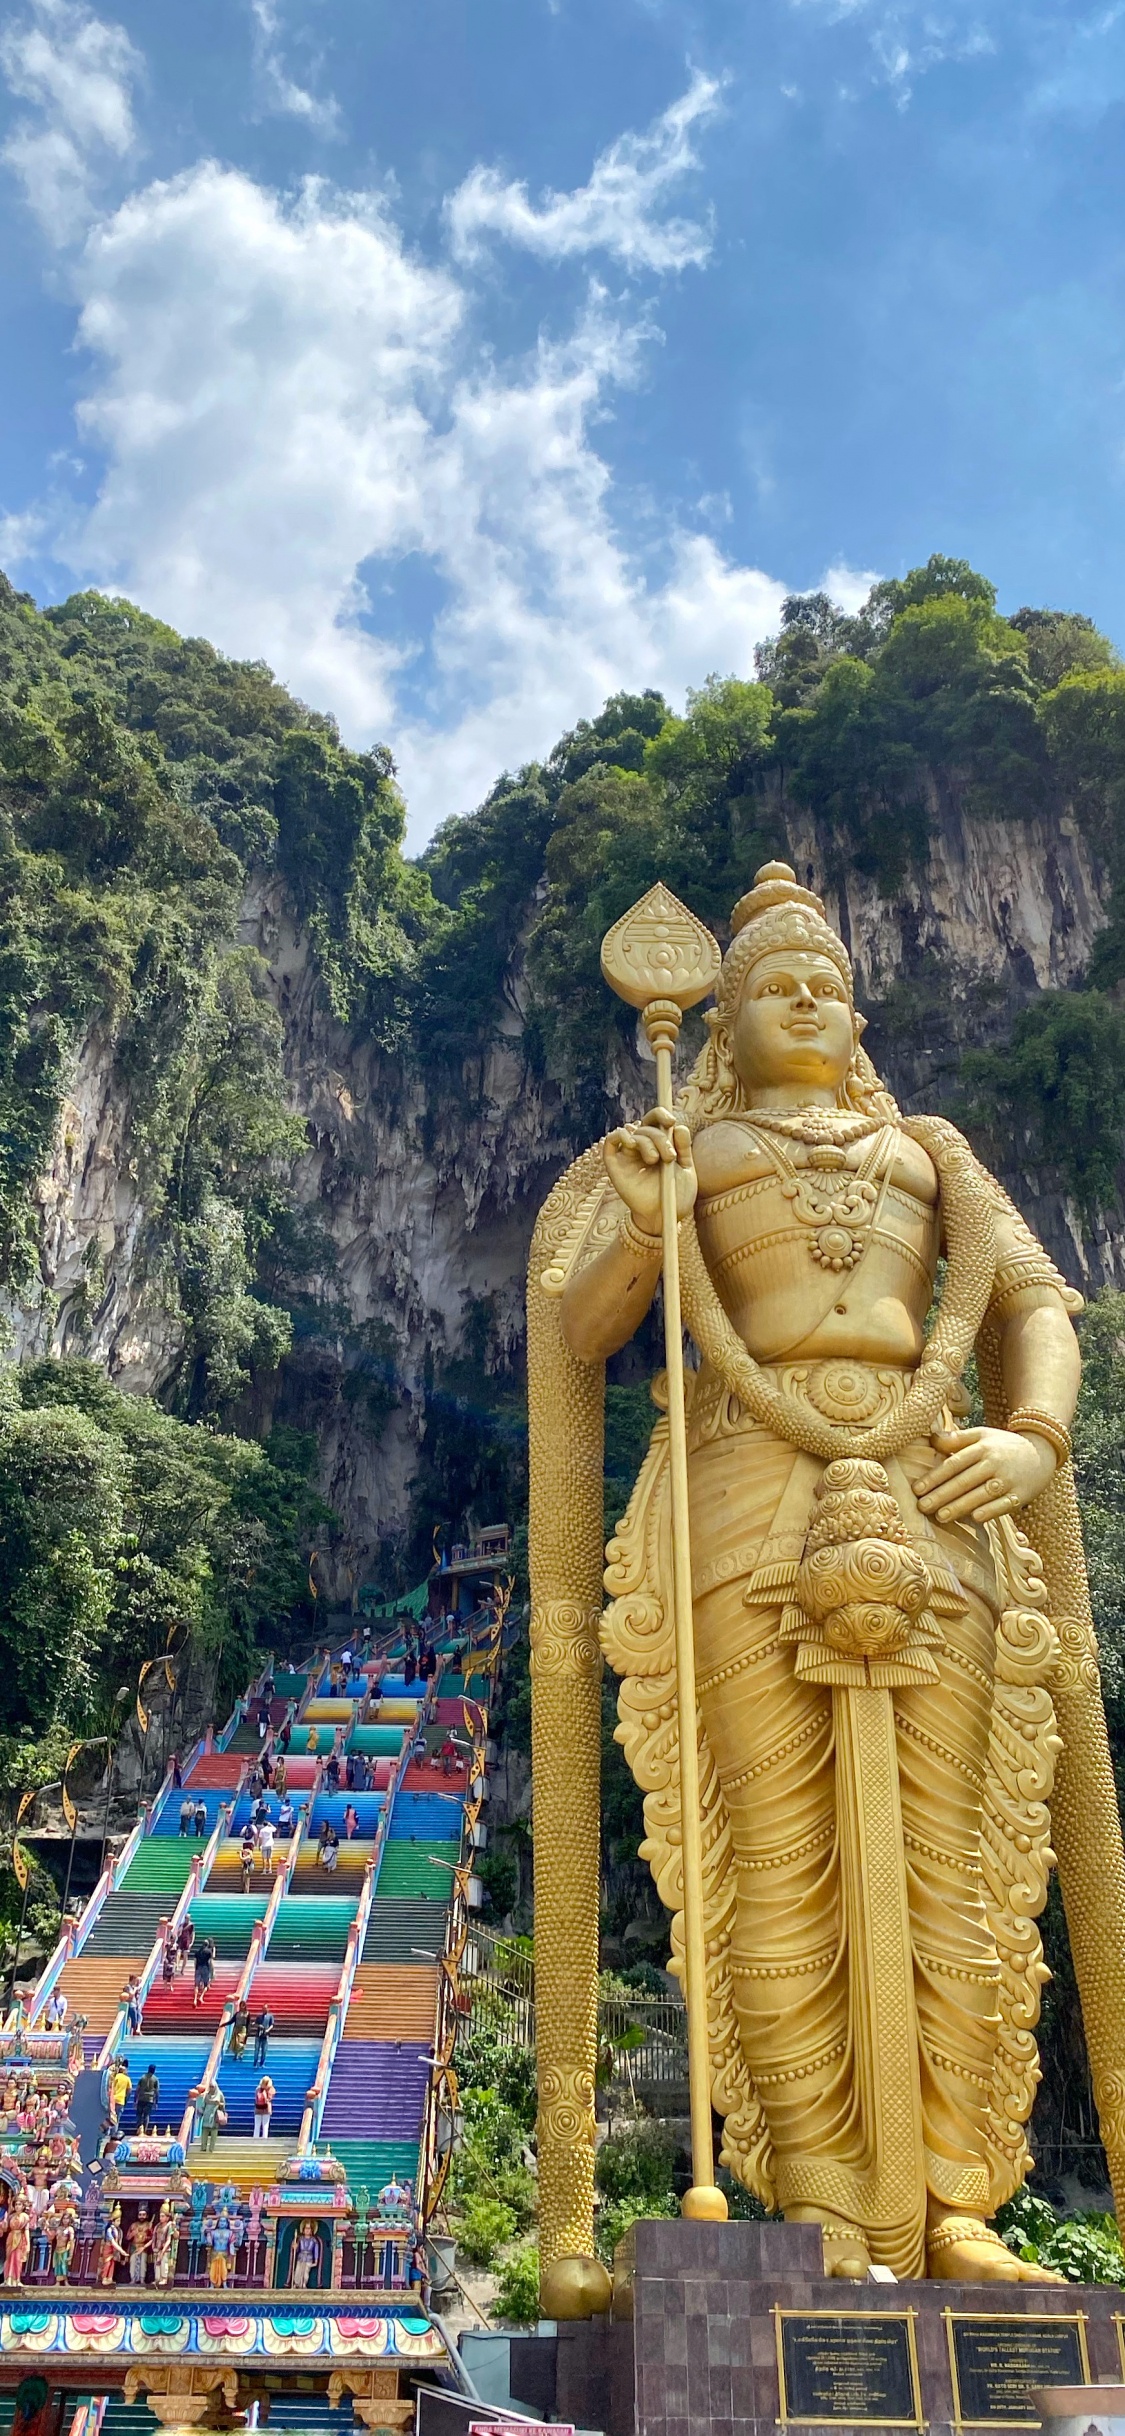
[793,981,817,1008]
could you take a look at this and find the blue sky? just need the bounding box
[0,0,1123,847]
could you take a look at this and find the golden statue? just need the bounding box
[527,863,1125,2298]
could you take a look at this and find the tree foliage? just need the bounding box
[0,1359,336,1774]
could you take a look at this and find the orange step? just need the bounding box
[343,1964,438,2041]
[52,1955,148,2036]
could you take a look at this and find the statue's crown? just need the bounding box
[717,859,852,1018]
[730,861,826,936]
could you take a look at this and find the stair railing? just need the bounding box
[93,1798,236,2073]
[295,1687,406,2155]
[177,1850,288,2150]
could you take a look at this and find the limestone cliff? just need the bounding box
[12,787,1118,1595]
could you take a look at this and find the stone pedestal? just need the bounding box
[509,2221,1125,2436]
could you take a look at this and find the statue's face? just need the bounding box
[729,947,854,1096]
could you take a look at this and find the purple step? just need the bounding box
[320,2040,430,2139]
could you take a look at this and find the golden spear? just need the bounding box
[601,882,726,2220]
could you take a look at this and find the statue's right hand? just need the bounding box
[604,1109,697,1238]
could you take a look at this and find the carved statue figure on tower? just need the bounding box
[528,862,1125,2292]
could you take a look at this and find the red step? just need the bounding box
[188,1755,245,1789]
[142,1964,242,2032]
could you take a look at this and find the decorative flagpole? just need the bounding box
[601,883,727,2221]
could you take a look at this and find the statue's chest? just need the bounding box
[696,1154,939,1306]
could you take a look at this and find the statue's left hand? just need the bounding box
[916,1425,1057,1524]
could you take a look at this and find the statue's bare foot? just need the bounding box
[788,2206,871,2280]
[927,2214,1065,2283]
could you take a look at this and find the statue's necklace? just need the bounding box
[745,1112,894,1275]
[743,1106,883,1146]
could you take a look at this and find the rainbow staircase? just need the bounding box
[28,1614,492,2273]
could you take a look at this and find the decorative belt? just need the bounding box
[688,1356,914,1447]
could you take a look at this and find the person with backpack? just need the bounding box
[253,2006,275,2067]
[178,1796,193,1837]
[134,2062,160,2134]
[192,1936,216,2009]
[253,2073,275,2140]
[193,1800,207,1838]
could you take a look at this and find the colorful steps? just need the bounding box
[269,1897,357,1960]
[320,2042,430,2140]
[185,2133,294,2187]
[362,1898,449,1965]
[49,1953,147,2035]
[142,1962,241,2031]
[114,2034,211,2129]
[309,1793,386,1834]
[342,1965,438,2042]
[291,1841,374,1892]
[240,1960,339,2034]
[322,2138,419,2194]
[375,1841,460,1899]
[152,1788,233,1834]
[345,1725,406,1757]
[213,2038,321,2133]
[82,1891,182,1956]
[185,1893,269,1955]
[117,1842,203,1893]
[185,1753,245,1789]
[389,1791,462,1841]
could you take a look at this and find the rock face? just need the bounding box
[12,796,1120,1587]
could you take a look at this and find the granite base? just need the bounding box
[509,2222,1125,2436]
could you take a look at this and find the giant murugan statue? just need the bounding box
[527,863,1125,2298]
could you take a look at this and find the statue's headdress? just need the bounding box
[680,860,896,1127]
[716,861,854,1022]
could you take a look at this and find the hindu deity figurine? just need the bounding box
[46,2196,77,2283]
[529,864,1125,2290]
[3,2191,31,2286]
[95,2204,125,2286]
[150,2199,180,2287]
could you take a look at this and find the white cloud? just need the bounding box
[248,0,340,136]
[821,559,882,613]
[0,0,138,241]
[1,55,789,848]
[446,69,724,273]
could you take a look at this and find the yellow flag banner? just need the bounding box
[11,1791,35,1892]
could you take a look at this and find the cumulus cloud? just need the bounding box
[821,559,882,612]
[248,0,340,135]
[2,39,788,846]
[0,0,138,241]
[446,69,724,272]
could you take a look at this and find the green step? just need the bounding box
[376,1840,460,1898]
[118,1842,201,1892]
[347,1724,406,1755]
[269,1897,357,1959]
[324,2137,420,2194]
[188,1893,269,1955]
[275,1671,307,1696]
[362,1896,449,1963]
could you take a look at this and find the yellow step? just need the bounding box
[186,2135,295,2187]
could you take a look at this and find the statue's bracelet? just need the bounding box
[1006,1406,1073,1466]
[620,1212,663,1261]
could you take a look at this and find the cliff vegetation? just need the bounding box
[6,553,1125,2186]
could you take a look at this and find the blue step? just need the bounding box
[152,1787,235,1835]
[214,2038,322,2133]
[309,1792,385,1835]
[389,1791,463,1841]
[114,2036,212,2132]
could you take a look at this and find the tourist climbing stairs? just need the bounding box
[24,1607,501,2289]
